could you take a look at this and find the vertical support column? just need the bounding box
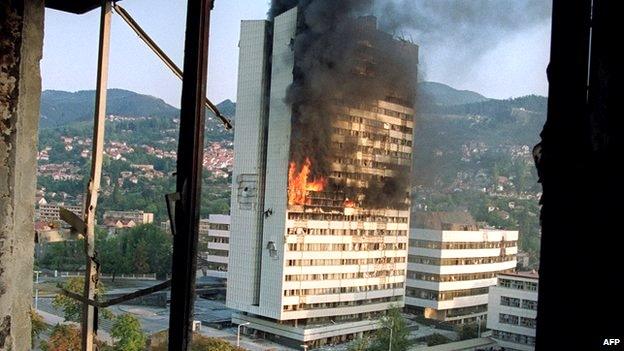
[168,0,213,349]
[0,1,44,350]
[81,2,111,350]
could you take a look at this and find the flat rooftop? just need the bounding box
[500,270,539,279]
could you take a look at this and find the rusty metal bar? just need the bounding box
[80,1,112,350]
[61,280,171,308]
[168,0,214,349]
[111,3,232,130]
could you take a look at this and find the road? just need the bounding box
[35,296,294,350]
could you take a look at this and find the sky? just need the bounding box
[42,1,551,107]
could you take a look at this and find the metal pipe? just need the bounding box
[112,3,232,130]
[168,0,214,349]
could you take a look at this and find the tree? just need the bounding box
[41,324,109,351]
[368,307,412,351]
[30,309,48,348]
[190,334,246,351]
[41,324,81,351]
[53,277,113,322]
[347,336,370,351]
[458,323,478,340]
[133,239,150,273]
[111,314,147,351]
[425,333,451,346]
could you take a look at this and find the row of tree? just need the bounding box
[38,224,173,278]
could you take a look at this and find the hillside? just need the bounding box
[417,81,489,107]
[40,89,235,129]
[40,89,179,128]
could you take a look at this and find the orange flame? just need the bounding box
[288,157,326,206]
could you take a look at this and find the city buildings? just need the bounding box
[36,202,83,221]
[405,212,518,324]
[162,215,231,279]
[227,7,416,348]
[199,214,230,279]
[102,210,154,232]
[487,271,538,351]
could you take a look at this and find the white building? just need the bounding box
[36,202,83,221]
[162,216,231,280]
[405,212,518,324]
[487,271,538,351]
[102,210,154,231]
[199,214,230,279]
[227,8,417,348]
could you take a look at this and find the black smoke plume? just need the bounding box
[375,0,552,73]
[271,0,418,209]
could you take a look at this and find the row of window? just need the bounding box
[208,223,229,230]
[333,142,411,161]
[283,282,403,297]
[286,257,406,267]
[207,237,229,244]
[329,169,407,183]
[284,270,405,282]
[333,157,410,170]
[287,212,409,223]
[405,286,490,301]
[303,311,383,326]
[409,239,517,250]
[206,249,228,257]
[287,243,406,251]
[205,262,227,271]
[499,278,538,291]
[336,114,413,134]
[408,255,515,266]
[499,313,537,329]
[445,304,488,318]
[347,103,413,121]
[500,296,538,310]
[283,295,401,311]
[287,227,408,237]
[491,330,536,345]
[407,269,515,282]
[333,126,412,146]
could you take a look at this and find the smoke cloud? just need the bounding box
[375,0,552,87]
[271,0,418,209]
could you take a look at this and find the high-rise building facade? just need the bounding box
[227,7,417,348]
[487,272,538,351]
[405,212,518,324]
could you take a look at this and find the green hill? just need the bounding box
[40,89,235,129]
[40,89,179,128]
[417,81,489,107]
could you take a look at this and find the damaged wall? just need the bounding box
[0,0,44,350]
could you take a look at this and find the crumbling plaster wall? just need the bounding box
[0,0,44,349]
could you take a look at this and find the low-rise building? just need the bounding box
[162,215,231,280]
[405,212,518,324]
[102,210,154,232]
[36,202,83,221]
[487,271,538,351]
[199,214,230,279]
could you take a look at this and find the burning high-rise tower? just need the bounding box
[227,2,418,347]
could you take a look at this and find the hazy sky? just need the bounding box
[42,1,551,107]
